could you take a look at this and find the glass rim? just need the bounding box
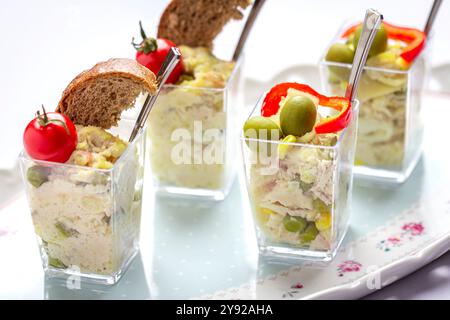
[240,95,360,150]
[160,52,244,92]
[19,127,144,172]
[319,20,428,73]
[319,59,411,75]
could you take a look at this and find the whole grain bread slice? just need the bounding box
[157,0,251,48]
[56,58,157,129]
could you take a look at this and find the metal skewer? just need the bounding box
[424,0,443,36]
[232,0,266,61]
[345,9,383,101]
[129,47,181,142]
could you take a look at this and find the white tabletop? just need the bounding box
[1,0,450,300]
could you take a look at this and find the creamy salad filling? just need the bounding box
[245,88,341,251]
[26,126,140,275]
[327,42,408,168]
[250,132,336,251]
[148,46,235,189]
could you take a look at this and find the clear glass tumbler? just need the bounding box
[19,120,145,285]
[241,98,359,262]
[147,57,244,201]
[320,23,430,185]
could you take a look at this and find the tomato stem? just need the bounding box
[41,105,49,123]
[131,20,158,54]
[36,105,71,135]
[139,20,147,40]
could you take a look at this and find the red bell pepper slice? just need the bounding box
[341,21,426,63]
[383,22,426,63]
[341,23,359,38]
[261,82,351,134]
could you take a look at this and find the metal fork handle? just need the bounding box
[232,0,266,61]
[345,9,383,102]
[424,0,443,36]
[129,47,181,142]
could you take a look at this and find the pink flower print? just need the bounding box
[377,222,424,252]
[402,222,424,236]
[377,235,402,252]
[387,236,401,245]
[282,282,304,298]
[292,282,303,289]
[337,260,362,277]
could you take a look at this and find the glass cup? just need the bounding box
[241,98,359,262]
[320,23,430,185]
[19,120,145,285]
[147,56,244,201]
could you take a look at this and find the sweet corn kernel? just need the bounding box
[315,212,332,231]
[257,207,274,224]
[278,135,297,159]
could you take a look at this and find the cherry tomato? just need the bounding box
[23,106,78,163]
[133,21,184,84]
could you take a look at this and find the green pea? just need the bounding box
[313,198,331,214]
[299,180,313,192]
[280,96,317,137]
[352,23,388,58]
[48,256,66,269]
[294,174,313,192]
[283,215,307,233]
[134,189,143,201]
[299,223,319,244]
[27,166,50,188]
[55,221,78,238]
[325,43,355,64]
[243,116,282,141]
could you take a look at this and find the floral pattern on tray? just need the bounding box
[198,200,450,300]
[377,222,425,252]
[337,260,362,277]
[281,282,304,299]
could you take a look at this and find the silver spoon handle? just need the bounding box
[345,9,383,101]
[129,47,181,142]
[424,0,443,36]
[232,0,266,61]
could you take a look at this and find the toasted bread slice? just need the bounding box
[56,58,157,129]
[157,0,251,48]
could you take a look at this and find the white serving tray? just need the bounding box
[0,91,449,300]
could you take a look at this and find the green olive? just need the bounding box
[352,23,388,58]
[325,43,355,64]
[299,223,319,244]
[243,116,282,141]
[280,96,317,137]
[346,35,355,49]
[326,43,355,81]
[27,166,50,188]
[283,215,307,233]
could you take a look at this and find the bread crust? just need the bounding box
[56,58,157,115]
[157,0,251,47]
